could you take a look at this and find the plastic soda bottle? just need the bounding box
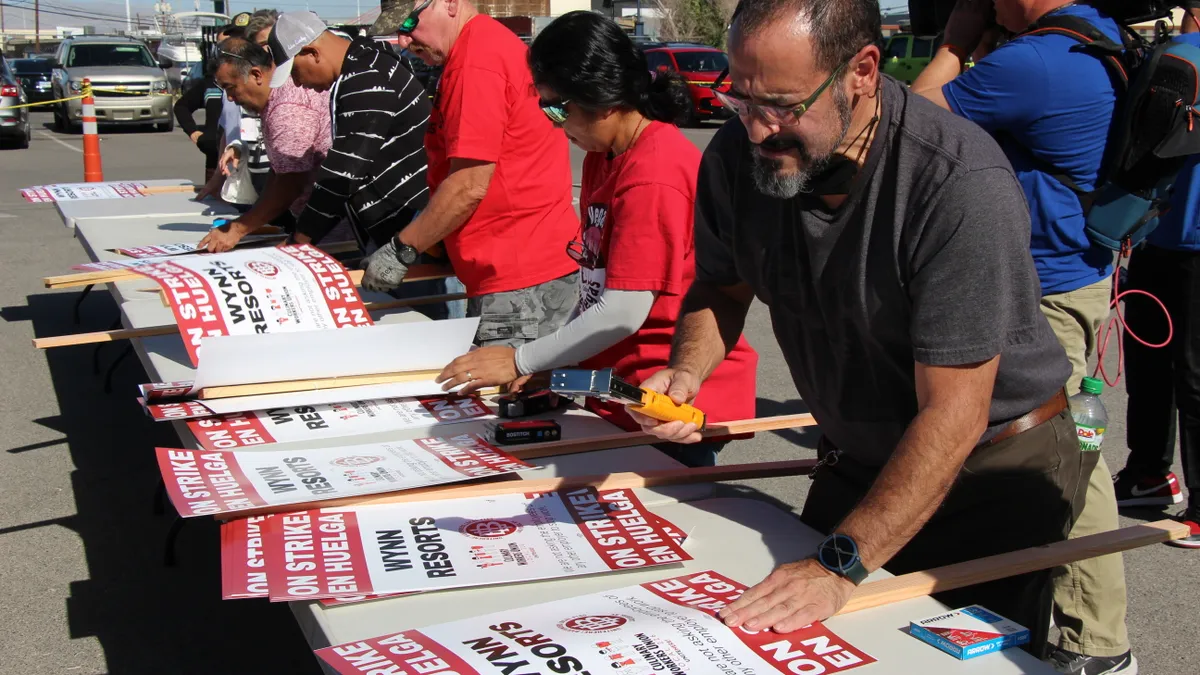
[1070,377,1108,453]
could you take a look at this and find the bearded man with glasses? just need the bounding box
[633,0,1084,657]
[363,0,579,349]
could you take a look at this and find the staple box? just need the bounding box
[909,605,1030,660]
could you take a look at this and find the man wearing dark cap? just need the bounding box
[363,0,578,348]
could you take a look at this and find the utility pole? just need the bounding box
[35,0,40,52]
[126,0,132,33]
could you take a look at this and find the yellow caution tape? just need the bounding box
[0,93,86,110]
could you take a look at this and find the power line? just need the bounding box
[1,0,138,24]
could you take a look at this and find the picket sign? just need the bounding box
[43,263,452,290]
[227,457,821,519]
[31,292,469,349]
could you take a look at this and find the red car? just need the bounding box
[642,43,732,126]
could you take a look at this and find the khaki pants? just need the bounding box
[1040,278,1130,657]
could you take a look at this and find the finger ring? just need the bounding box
[465,371,473,381]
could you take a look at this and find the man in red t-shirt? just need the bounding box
[366,0,579,347]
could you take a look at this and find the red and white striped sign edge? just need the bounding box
[316,570,875,675]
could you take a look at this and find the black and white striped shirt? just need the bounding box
[296,38,432,247]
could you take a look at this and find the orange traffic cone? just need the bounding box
[81,79,104,182]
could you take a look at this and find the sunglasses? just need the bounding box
[398,0,434,35]
[711,61,848,127]
[540,98,570,125]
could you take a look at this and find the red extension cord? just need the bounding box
[1092,244,1174,387]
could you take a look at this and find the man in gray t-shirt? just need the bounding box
[634,0,1082,658]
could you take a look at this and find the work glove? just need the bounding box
[361,238,409,293]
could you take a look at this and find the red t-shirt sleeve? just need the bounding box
[604,181,692,295]
[441,65,510,164]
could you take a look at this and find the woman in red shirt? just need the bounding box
[437,10,758,466]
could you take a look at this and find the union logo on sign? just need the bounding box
[246,260,281,278]
[331,455,384,467]
[557,615,632,634]
[459,518,522,539]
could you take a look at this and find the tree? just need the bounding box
[654,0,738,47]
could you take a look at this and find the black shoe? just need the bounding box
[1047,647,1137,675]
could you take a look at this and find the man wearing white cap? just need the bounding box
[265,11,432,251]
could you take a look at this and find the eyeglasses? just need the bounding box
[540,98,570,125]
[711,62,848,127]
[398,0,434,35]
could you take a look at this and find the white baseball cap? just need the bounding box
[266,11,328,88]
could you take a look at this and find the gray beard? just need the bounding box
[751,85,855,199]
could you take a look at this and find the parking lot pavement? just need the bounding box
[0,111,1195,674]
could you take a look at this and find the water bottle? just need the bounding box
[1070,377,1108,453]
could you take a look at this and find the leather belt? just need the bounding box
[984,389,1069,447]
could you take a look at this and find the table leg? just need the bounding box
[163,516,189,567]
[73,284,94,325]
[102,344,134,394]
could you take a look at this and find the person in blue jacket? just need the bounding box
[910,1,1132,672]
[1114,27,1200,551]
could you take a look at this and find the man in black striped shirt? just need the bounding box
[267,11,431,249]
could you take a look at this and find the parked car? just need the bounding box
[50,35,174,132]
[881,33,942,85]
[11,57,55,104]
[0,57,32,149]
[641,43,733,126]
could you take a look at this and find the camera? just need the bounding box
[907,0,1176,36]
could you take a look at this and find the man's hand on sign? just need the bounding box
[189,130,203,144]
[944,0,994,54]
[627,367,704,444]
[361,239,410,292]
[220,145,242,177]
[279,232,312,248]
[717,558,856,634]
[437,346,520,395]
[199,221,251,253]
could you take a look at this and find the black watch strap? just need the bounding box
[816,533,869,585]
[395,242,419,266]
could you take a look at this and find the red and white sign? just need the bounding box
[131,245,371,366]
[317,569,875,675]
[155,433,532,518]
[262,488,691,601]
[22,181,148,202]
[187,396,492,450]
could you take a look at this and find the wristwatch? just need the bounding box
[394,241,419,266]
[815,533,868,585]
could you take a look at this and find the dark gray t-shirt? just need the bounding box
[696,77,1070,468]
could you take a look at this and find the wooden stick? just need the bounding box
[197,369,444,400]
[230,459,820,518]
[140,185,200,195]
[839,519,1192,615]
[31,292,469,349]
[45,263,451,290]
[511,413,816,460]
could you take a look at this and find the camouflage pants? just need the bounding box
[468,272,580,348]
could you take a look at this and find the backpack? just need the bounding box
[1020,13,1200,251]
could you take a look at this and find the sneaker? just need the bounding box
[1047,647,1137,674]
[1165,508,1200,549]
[1112,470,1183,507]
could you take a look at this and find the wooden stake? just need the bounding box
[840,519,1192,615]
[140,185,200,195]
[196,369,445,400]
[31,292,469,349]
[512,413,816,460]
[229,459,820,518]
